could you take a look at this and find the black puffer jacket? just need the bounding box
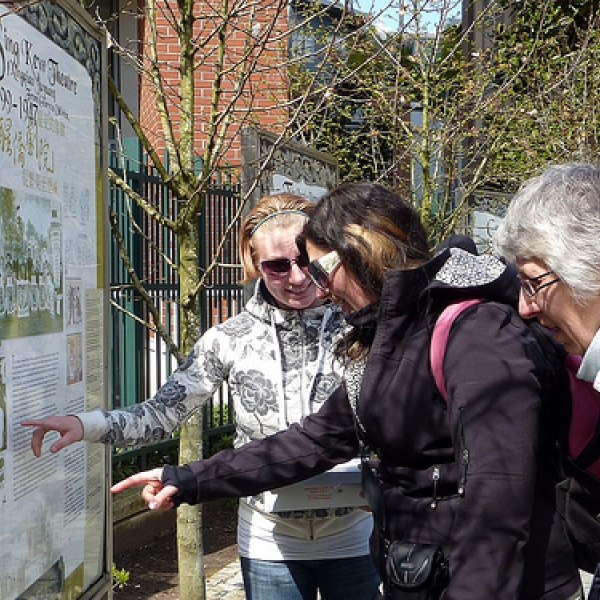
[164,248,580,599]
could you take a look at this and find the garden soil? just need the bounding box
[113,498,239,599]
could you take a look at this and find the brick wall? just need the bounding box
[138,0,291,165]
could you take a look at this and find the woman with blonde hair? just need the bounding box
[22,192,379,600]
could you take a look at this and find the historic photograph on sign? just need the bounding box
[0,189,63,338]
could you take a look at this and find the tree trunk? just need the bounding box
[177,415,206,600]
[177,229,206,599]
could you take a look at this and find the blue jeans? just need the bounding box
[240,555,380,600]
[589,563,600,600]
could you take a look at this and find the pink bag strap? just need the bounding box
[430,299,483,400]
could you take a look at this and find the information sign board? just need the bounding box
[461,189,510,255]
[0,1,109,598]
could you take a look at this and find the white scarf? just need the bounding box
[577,328,600,392]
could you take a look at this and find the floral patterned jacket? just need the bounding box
[78,280,345,452]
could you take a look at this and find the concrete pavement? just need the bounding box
[206,558,245,599]
[204,559,595,600]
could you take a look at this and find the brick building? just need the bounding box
[105,0,350,167]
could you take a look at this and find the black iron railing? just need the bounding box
[108,147,242,474]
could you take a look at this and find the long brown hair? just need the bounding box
[298,182,430,359]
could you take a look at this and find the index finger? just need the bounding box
[111,475,150,493]
[110,469,162,493]
[20,419,46,427]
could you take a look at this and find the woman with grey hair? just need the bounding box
[494,162,600,368]
[495,163,600,599]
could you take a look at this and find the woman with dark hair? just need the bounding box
[112,182,582,599]
[22,193,379,600]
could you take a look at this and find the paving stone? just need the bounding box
[204,560,594,599]
[206,559,245,599]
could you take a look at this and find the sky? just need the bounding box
[353,0,461,34]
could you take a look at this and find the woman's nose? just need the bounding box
[288,263,308,284]
[518,290,540,319]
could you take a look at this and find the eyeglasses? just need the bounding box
[307,250,341,291]
[519,269,561,298]
[259,255,310,278]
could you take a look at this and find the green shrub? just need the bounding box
[112,564,130,589]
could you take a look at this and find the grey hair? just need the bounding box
[494,162,600,305]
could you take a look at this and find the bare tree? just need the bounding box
[92,0,359,597]
[292,0,600,245]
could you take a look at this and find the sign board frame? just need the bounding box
[241,126,339,206]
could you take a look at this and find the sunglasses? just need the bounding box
[519,269,561,298]
[307,250,341,291]
[259,255,310,277]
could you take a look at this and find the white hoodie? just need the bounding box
[78,280,372,560]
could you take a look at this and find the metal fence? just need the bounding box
[108,148,242,473]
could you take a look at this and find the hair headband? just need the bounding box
[249,209,309,237]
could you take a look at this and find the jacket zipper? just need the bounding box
[458,406,469,496]
[431,466,440,510]
[432,406,470,507]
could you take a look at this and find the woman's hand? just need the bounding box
[20,416,84,457]
[111,468,177,510]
